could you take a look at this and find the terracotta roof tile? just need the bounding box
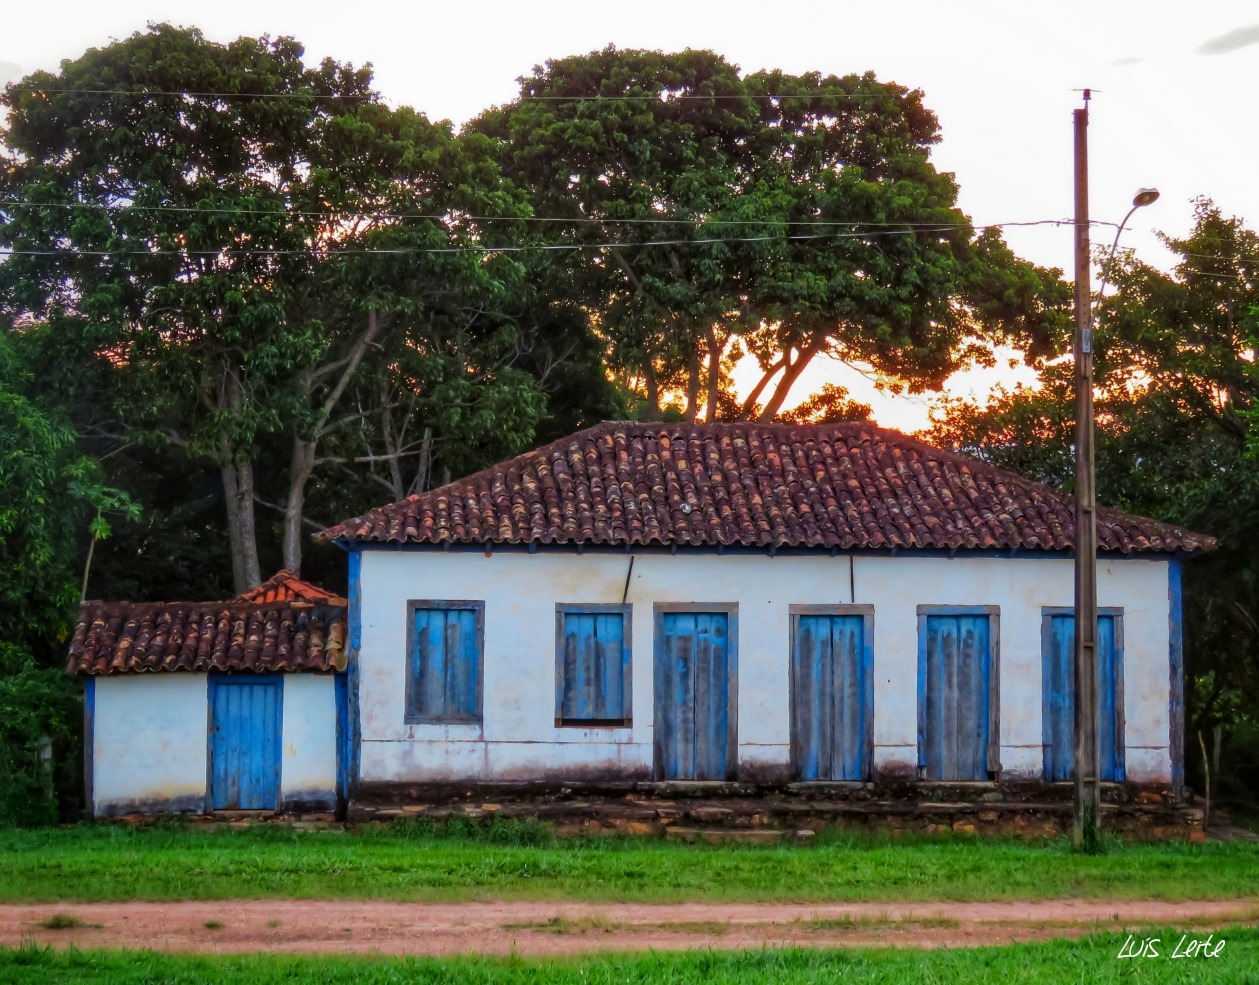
[233,569,345,604]
[315,421,1216,556]
[68,574,348,676]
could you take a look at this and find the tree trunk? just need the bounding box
[705,325,722,423]
[282,438,318,574]
[222,458,262,593]
[738,352,789,419]
[685,340,700,422]
[643,357,660,415]
[759,343,823,422]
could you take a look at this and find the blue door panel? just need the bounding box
[792,614,870,780]
[920,615,991,780]
[210,676,282,810]
[1042,612,1124,781]
[655,612,730,780]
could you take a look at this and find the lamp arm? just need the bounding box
[1091,203,1140,321]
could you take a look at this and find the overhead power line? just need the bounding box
[0,198,1077,230]
[4,86,910,102]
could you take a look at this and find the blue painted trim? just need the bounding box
[83,676,95,817]
[338,539,1204,561]
[347,547,363,794]
[916,612,928,770]
[334,672,350,803]
[1169,558,1185,790]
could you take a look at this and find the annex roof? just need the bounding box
[315,421,1214,556]
[68,574,347,676]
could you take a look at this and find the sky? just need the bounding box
[3,1,1257,431]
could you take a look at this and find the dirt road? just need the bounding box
[3,898,1256,955]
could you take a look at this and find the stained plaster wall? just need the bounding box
[354,549,1175,785]
[91,673,338,815]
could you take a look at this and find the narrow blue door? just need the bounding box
[335,672,351,803]
[792,614,871,780]
[209,676,282,810]
[655,612,731,780]
[920,614,992,780]
[1042,611,1124,781]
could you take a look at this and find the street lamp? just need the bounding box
[1072,94,1159,848]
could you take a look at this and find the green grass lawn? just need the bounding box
[2,821,1258,903]
[2,932,1256,985]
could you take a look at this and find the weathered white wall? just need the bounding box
[280,674,337,808]
[92,672,340,815]
[93,674,208,814]
[355,549,1174,785]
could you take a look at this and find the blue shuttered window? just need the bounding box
[790,608,874,781]
[406,602,483,723]
[1041,608,1125,782]
[917,607,1000,781]
[555,605,632,725]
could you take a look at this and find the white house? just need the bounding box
[315,421,1212,812]
[69,571,348,817]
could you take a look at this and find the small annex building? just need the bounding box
[69,570,349,817]
[315,421,1214,818]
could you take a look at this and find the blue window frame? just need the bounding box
[555,604,632,726]
[917,606,1001,781]
[406,600,484,723]
[1041,607,1125,782]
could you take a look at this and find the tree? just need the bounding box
[927,198,1259,794]
[470,48,1068,422]
[0,326,134,824]
[0,25,538,586]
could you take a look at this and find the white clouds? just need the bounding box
[1196,23,1259,55]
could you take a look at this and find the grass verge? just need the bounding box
[2,821,1257,903]
[1,931,1256,984]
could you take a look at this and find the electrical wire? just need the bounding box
[0,228,971,257]
[3,86,910,102]
[0,198,1076,230]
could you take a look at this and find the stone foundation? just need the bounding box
[347,779,1204,841]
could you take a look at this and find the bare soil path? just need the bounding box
[4,899,1257,955]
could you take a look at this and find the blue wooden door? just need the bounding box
[209,676,282,810]
[792,614,871,780]
[919,614,993,780]
[655,612,732,780]
[1042,611,1124,781]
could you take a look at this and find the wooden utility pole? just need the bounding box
[1073,92,1101,848]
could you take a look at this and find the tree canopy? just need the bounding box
[470,47,1070,422]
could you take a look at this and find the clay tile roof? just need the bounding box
[315,421,1217,556]
[233,569,345,604]
[67,574,348,677]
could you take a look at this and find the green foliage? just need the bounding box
[927,199,1259,799]
[2,823,1258,902]
[0,328,130,824]
[0,645,81,827]
[470,48,1070,421]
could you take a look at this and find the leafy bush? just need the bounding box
[0,644,81,827]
